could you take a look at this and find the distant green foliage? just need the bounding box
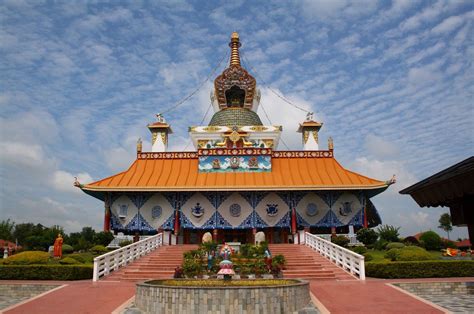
[0,265,93,280]
[0,219,15,241]
[356,228,378,245]
[3,251,50,265]
[443,240,457,249]
[62,244,74,254]
[419,231,442,251]
[366,261,474,278]
[386,242,405,250]
[438,213,452,239]
[376,225,400,242]
[331,235,349,247]
[93,231,115,247]
[90,245,108,255]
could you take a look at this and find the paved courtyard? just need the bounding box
[1,277,473,313]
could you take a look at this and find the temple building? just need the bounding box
[76,33,394,244]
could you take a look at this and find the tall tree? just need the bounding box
[0,219,15,241]
[438,213,453,240]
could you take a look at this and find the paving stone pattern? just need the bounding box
[395,282,474,313]
[0,284,59,310]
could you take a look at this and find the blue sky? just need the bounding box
[1,1,473,238]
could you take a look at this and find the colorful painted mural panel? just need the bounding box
[198,155,271,172]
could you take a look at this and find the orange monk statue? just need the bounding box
[53,234,63,258]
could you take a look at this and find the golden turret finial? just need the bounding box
[229,32,241,67]
[137,137,143,153]
[328,137,334,150]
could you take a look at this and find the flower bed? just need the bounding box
[135,279,310,313]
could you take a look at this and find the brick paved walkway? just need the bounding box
[2,277,473,313]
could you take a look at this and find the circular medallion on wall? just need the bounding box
[152,205,162,219]
[229,204,241,217]
[306,203,318,217]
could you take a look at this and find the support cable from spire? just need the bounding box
[161,50,229,115]
[241,52,311,114]
[259,101,290,150]
[183,101,213,151]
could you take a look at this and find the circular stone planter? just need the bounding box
[135,279,310,313]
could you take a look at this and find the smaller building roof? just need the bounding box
[399,156,474,207]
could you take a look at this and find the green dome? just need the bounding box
[209,108,263,127]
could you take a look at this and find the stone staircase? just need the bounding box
[103,244,198,282]
[269,244,355,280]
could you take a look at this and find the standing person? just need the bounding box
[264,248,272,272]
[53,234,63,258]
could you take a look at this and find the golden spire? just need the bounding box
[229,32,241,67]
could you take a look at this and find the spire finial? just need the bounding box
[229,32,241,67]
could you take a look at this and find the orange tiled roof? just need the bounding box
[82,152,387,192]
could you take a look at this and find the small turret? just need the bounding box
[148,113,173,152]
[297,112,322,151]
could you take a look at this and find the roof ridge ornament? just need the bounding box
[229,32,241,67]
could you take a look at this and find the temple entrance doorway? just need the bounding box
[180,228,290,244]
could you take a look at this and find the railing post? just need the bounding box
[359,256,365,280]
[93,259,99,282]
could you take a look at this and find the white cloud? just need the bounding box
[52,170,93,193]
[364,134,399,160]
[431,15,465,35]
[0,142,45,166]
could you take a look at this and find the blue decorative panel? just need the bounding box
[215,211,233,229]
[162,192,177,208]
[178,192,194,207]
[152,206,162,219]
[125,212,155,232]
[238,212,254,229]
[239,192,254,208]
[180,213,196,229]
[128,193,153,209]
[276,192,291,206]
[292,191,307,207]
[253,211,269,228]
[347,209,364,226]
[254,192,267,208]
[110,213,123,230]
[274,211,291,228]
[317,210,344,227]
[198,155,271,173]
[159,213,175,230]
[296,211,310,227]
[201,213,217,229]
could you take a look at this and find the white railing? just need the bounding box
[314,233,360,246]
[304,232,365,280]
[93,233,163,281]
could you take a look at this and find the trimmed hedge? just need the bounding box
[0,265,93,280]
[366,260,474,278]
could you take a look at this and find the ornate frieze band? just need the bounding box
[137,149,333,159]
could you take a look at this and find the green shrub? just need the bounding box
[59,257,79,265]
[272,254,286,267]
[0,265,93,280]
[419,231,442,251]
[366,261,474,278]
[352,246,368,255]
[385,248,401,261]
[376,225,400,242]
[374,240,388,250]
[93,231,115,246]
[397,246,433,261]
[386,242,405,250]
[62,244,74,254]
[3,251,50,265]
[119,240,133,247]
[90,245,108,255]
[182,259,203,278]
[66,253,94,264]
[331,235,349,247]
[239,244,252,258]
[356,228,378,246]
[363,253,374,262]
